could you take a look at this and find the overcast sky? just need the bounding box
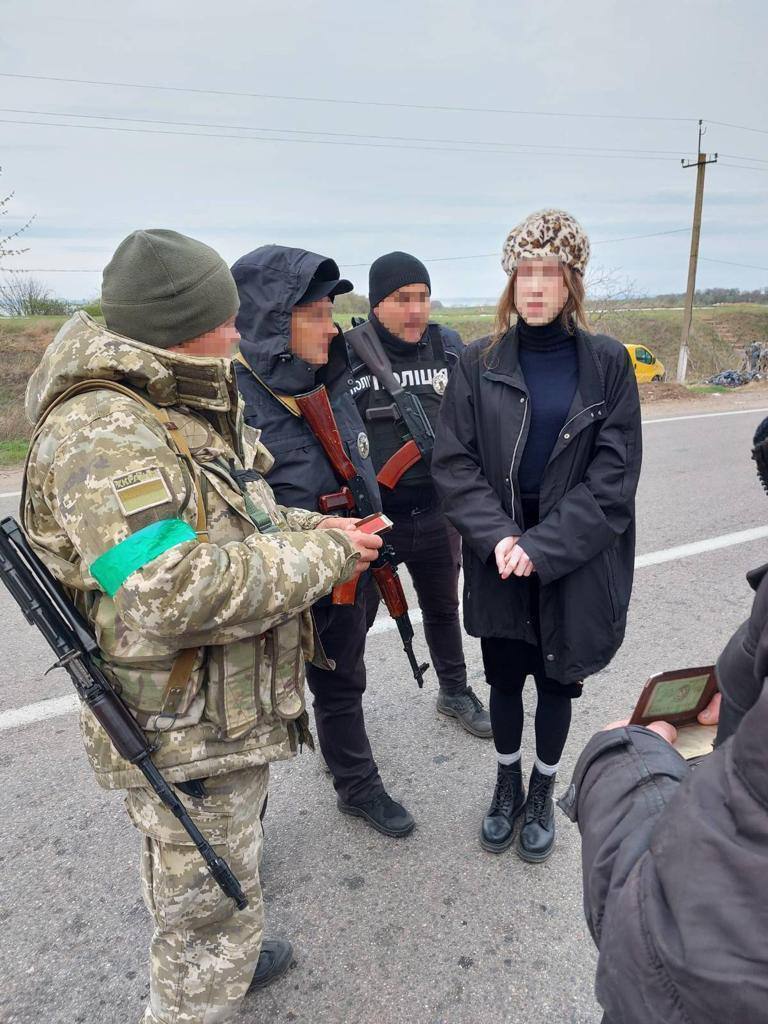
[1,0,766,303]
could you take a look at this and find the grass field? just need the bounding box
[1,305,766,466]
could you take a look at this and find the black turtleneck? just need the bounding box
[516,317,579,502]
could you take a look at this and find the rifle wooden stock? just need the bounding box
[294,386,356,482]
[332,575,360,605]
[376,439,422,490]
[318,487,355,514]
[372,563,407,618]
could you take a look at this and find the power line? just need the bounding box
[0,72,697,124]
[0,107,692,158]
[718,161,768,173]
[707,119,768,136]
[699,257,768,272]
[0,228,693,274]
[0,116,685,162]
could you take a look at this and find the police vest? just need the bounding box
[350,324,448,492]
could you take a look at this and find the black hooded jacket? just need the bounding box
[232,245,381,515]
[562,562,768,1024]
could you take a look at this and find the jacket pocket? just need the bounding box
[269,617,305,720]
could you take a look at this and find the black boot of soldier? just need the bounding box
[480,761,526,853]
[247,939,294,991]
[516,766,557,863]
[337,790,415,838]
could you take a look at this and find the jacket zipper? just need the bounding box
[508,394,529,525]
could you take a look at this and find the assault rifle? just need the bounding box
[345,319,436,490]
[0,517,248,910]
[294,385,429,689]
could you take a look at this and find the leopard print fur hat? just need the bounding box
[501,208,590,276]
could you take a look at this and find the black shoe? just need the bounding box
[437,686,493,738]
[247,939,294,991]
[516,767,557,863]
[337,790,415,838]
[480,761,526,853]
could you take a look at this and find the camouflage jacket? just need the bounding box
[23,311,359,789]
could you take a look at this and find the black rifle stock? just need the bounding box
[0,517,248,910]
[345,321,435,463]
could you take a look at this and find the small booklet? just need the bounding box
[629,666,718,760]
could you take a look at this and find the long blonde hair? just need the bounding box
[485,264,591,362]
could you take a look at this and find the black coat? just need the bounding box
[231,245,381,516]
[432,327,642,685]
[561,564,768,1024]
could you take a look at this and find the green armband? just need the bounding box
[90,518,197,596]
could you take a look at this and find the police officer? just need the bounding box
[22,229,380,1024]
[349,252,491,738]
[232,245,415,838]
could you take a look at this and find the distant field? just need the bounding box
[2,305,767,466]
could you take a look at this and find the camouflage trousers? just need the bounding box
[124,764,269,1024]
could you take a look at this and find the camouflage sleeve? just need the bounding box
[278,506,326,531]
[43,401,359,646]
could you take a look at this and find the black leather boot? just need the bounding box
[516,766,556,863]
[247,939,294,991]
[337,790,415,838]
[480,760,526,853]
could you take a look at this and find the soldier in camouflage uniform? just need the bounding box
[22,229,381,1024]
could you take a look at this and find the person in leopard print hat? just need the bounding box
[432,206,642,865]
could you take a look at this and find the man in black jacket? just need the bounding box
[348,252,491,738]
[232,245,414,839]
[561,418,768,1024]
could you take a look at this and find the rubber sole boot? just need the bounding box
[337,790,415,838]
[516,767,556,863]
[247,939,294,991]
[480,761,526,853]
[437,686,493,738]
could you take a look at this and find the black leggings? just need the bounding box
[481,636,581,767]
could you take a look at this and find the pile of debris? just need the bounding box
[705,341,768,388]
[705,369,761,388]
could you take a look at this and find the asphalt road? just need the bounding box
[1,401,767,1024]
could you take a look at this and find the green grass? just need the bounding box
[0,439,28,466]
[687,384,729,394]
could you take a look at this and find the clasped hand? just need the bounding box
[494,536,535,579]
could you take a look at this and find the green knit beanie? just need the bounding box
[101,229,239,349]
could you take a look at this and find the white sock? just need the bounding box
[497,749,521,766]
[535,756,559,776]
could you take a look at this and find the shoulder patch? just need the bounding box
[110,466,172,516]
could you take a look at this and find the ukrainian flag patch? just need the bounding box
[110,466,172,517]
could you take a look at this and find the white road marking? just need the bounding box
[0,491,21,499]
[643,407,768,425]
[635,525,768,568]
[3,522,768,733]
[0,693,78,730]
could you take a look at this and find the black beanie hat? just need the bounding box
[368,251,431,310]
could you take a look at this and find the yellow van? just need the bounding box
[624,344,665,383]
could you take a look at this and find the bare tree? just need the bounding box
[0,167,35,265]
[0,275,71,316]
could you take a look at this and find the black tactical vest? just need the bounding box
[349,324,448,498]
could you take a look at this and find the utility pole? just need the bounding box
[676,120,717,383]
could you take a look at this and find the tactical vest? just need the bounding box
[23,380,318,788]
[350,324,447,493]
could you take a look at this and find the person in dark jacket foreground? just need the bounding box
[232,245,414,838]
[432,209,642,862]
[349,252,492,739]
[561,417,768,1024]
